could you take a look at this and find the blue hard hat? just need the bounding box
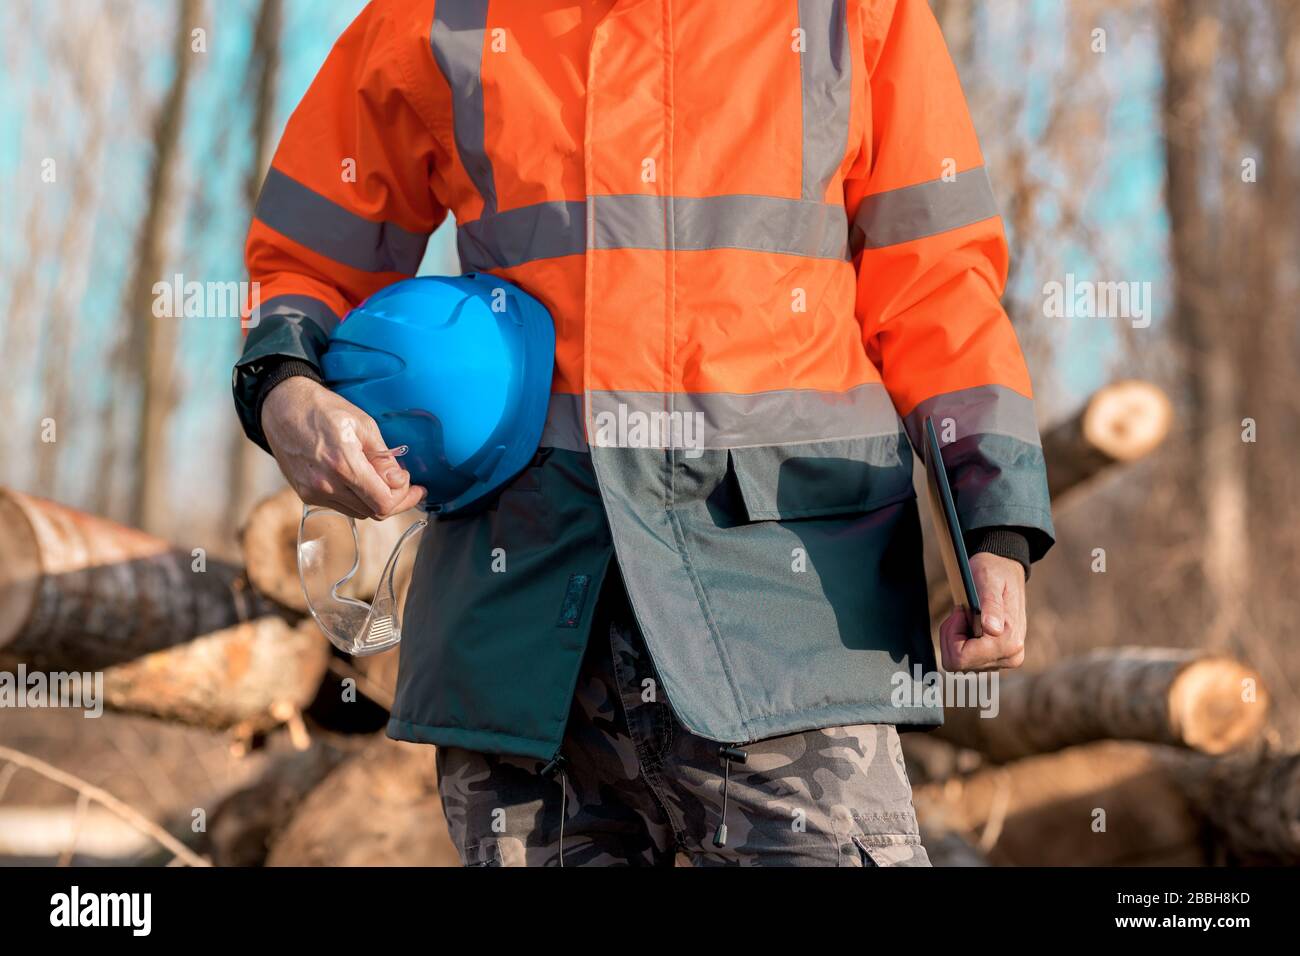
[320,274,556,515]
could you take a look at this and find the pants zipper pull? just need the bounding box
[713,744,748,848]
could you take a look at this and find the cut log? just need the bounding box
[934,648,1269,761]
[0,487,284,664]
[205,735,356,867]
[0,488,327,730]
[1176,749,1300,866]
[266,736,459,866]
[239,486,422,615]
[100,617,330,730]
[913,741,1208,866]
[238,487,309,613]
[1041,379,1173,501]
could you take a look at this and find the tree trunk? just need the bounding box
[99,617,328,730]
[1176,749,1300,865]
[918,740,1300,866]
[223,0,285,538]
[0,487,276,662]
[35,6,123,501]
[125,0,202,532]
[1161,0,1250,645]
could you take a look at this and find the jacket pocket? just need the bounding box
[727,434,914,521]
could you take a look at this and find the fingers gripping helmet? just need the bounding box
[298,274,556,655]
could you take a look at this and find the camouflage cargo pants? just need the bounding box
[436,573,931,867]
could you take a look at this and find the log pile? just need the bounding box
[905,641,1286,865]
[2,378,1297,867]
[911,739,1300,867]
[0,488,327,731]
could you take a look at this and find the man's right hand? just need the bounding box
[261,376,426,520]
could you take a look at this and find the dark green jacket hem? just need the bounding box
[386,718,560,762]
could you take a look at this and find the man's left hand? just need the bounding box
[938,552,1027,672]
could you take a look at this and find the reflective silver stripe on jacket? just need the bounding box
[850,167,999,254]
[254,169,429,274]
[540,385,904,452]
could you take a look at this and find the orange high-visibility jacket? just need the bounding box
[235,0,1054,760]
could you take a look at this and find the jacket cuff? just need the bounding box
[253,359,325,446]
[232,294,339,453]
[965,527,1032,580]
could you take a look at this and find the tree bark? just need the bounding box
[1041,379,1173,502]
[1161,0,1250,644]
[125,0,202,532]
[0,488,326,729]
[223,0,285,538]
[917,740,1300,866]
[266,736,460,867]
[99,617,328,730]
[1176,748,1300,865]
[205,735,354,866]
[0,487,279,662]
[934,648,1269,761]
[913,742,1208,866]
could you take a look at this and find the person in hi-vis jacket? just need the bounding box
[234,0,1054,866]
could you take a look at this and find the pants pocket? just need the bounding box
[462,843,503,867]
[851,833,932,868]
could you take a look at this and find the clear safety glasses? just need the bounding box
[297,504,427,656]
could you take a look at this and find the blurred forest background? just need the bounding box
[0,0,1297,866]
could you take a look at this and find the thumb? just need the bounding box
[355,418,407,488]
[369,451,408,489]
[355,414,390,457]
[980,590,1006,636]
